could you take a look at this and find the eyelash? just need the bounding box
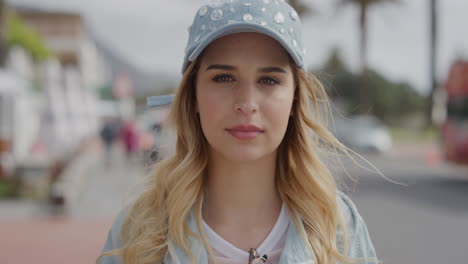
[212,74,233,83]
[212,74,280,85]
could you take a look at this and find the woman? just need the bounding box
[98,0,378,263]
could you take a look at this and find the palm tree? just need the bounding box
[287,0,314,18]
[427,0,438,127]
[339,0,399,113]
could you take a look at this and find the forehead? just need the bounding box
[200,32,292,67]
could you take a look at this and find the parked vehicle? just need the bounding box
[332,114,392,154]
[441,60,468,166]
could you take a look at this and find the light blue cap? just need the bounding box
[182,0,306,73]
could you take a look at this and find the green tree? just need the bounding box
[0,0,6,65]
[320,47,359,101]
[366,69,425,121]
[338,0,399,113]
[319,48,425,123]
[5,13,52,61]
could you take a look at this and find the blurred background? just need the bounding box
[0,0,467,263]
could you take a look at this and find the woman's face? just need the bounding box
[195,32,295,162]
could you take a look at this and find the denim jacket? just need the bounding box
[99,192,378,264]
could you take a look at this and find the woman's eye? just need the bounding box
[212,74,234,83]
[260,77,280,86]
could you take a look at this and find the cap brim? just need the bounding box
[184,22,303,73]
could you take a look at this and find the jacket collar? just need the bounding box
[278,214,316,263]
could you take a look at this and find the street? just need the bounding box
[0,141,467,264]
[341,143,468,263]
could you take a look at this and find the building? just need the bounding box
[12,4,110,90]
[10,4,112,152]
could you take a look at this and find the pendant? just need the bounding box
[248,248,268,264]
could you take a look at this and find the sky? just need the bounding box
[8,0,468,94]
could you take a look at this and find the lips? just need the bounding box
[226,125,264,140]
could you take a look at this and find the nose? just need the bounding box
[233,83,258,115]
[235,102,258,114]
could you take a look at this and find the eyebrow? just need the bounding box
[259,67,287,74]
[205,64,287,74]
[206,64,235,71]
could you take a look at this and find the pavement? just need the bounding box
[0,138,145,264]
[0,217,112,264]
[386,140,441,165]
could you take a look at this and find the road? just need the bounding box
[0,141,467,264]
[340,142,468,263]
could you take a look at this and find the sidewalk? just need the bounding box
[0,137,103,220]
[385,140,441,166]
[0,217,112,264]
[56,137,103,209]
[0,199,47,219]
[0,137,115,264]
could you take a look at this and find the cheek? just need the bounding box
[266,88,295,122]
[264,92,295,144]
[267,100,293,132]
[197,89,227,130]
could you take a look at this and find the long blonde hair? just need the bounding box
[97,57,359,264]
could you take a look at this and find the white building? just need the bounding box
[13,5,112,146]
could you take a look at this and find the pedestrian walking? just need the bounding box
[100,119,120,164]
[119,120,139,160]
[98,1,378,263]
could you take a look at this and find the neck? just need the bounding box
[202,149,282,229]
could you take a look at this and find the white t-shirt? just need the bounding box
[202,203,291,264]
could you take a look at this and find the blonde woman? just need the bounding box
[98,0,378,263]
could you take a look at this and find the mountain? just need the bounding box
[90,30,179,97]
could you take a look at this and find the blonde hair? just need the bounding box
[97,57,364,264]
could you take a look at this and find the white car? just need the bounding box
[332,115,392,153]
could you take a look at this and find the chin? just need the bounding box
[224,153,266,163]
[212,144,276,163]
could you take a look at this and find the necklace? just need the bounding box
[248,248,271,264]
